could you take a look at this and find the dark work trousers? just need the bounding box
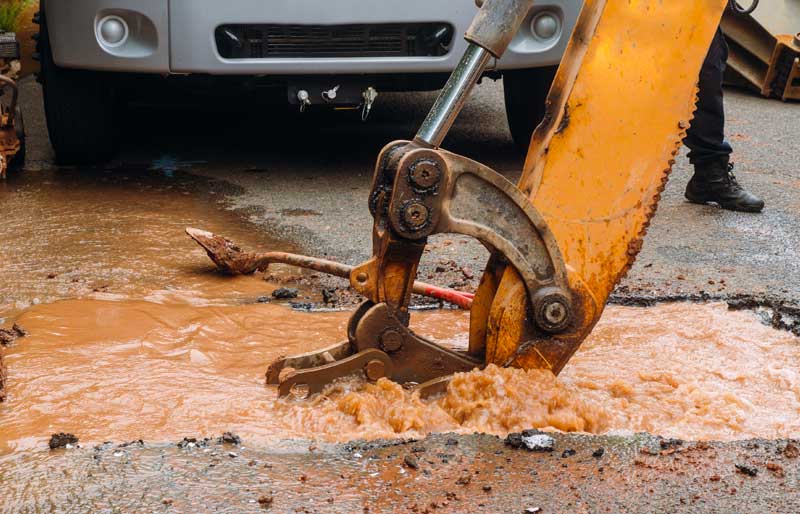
[684,28,733,165]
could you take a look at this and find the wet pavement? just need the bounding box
[18,75,800,308]
[1,77,799,511]
[2,433,799,513]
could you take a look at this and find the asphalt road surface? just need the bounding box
[18,77,800,307]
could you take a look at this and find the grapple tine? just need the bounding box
[265,341,353,385]
[276,349,393,398]
[414,375,453,400]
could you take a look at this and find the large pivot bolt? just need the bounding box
[532,288,572,333]
[400,200,431,232]
[380,329,404,353]
[365,359,387,381]
[408,159,442,192]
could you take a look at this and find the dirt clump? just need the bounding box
[783,442,799,459]
[219,432,242,445]
[404,454,420,469]
[0,323,27,346]
[177,437,211,449]
[766,462,785,477]
[0,355,5,402]
[49,433,78,449]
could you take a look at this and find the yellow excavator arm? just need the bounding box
[194,0,731,397]
[483,0,729,373]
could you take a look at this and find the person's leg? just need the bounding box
[684,28,764,213]
[685,28,732,164]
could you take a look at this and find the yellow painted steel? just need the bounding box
[485,0,730,372]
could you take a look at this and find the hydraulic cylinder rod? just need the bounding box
[414,0,536,148]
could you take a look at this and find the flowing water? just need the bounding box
[1,168,799,458]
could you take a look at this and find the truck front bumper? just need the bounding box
[46,0,581,75]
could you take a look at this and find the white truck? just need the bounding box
[36,0,581,163]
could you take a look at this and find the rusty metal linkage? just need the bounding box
[185,228,474,309]
[721,6,800,101]
[225,0,729,400]
[265,137,576,398]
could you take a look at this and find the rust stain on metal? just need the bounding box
[554,104,571,135]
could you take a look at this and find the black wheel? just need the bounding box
[8,105,25,171]
[38,7,118,164]
[503,66,557,154]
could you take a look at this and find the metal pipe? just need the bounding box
[414,44,491,148]
[186,228,475,309]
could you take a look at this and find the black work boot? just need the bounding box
[685,159,765,213]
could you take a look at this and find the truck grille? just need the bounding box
[215,23,453,59]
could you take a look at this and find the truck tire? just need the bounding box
[503,66,557,154]
[8,106,25,171]
[37,9,118,164]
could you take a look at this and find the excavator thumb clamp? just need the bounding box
[266,0,730,398]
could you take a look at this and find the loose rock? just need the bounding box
[404,454,419,469]
[272,288,299,299]
[660,438,684,450]
[321,288,337,305]
[505,430,555,452]
[592,448,605,458]
[735,464,758,477]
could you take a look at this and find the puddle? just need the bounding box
[0,167,296,319]
[1,167,799,459]
[1,300,798,453]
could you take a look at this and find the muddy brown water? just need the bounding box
[1,168,800,457]
[3,301,799,453]
[0,167,292,319]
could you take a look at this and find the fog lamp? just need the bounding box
[531,12,560,41]
[97,15,129,47]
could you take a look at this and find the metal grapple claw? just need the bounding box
[248,0,730,398]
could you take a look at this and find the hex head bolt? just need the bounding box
[380,329,404,353]
[532,288,572,333]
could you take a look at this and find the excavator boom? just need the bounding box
[482,0,730,373]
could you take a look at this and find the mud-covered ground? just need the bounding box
[2,77,798,512]
[3,432,799,513]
